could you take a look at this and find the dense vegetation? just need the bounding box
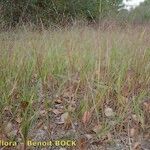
[0,0,123,28]
[128,0,150,23]
[1,0,150,29]
[118,0,150,24]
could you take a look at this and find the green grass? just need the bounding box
[0,25,150,149]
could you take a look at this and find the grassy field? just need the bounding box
[0,25,150,150]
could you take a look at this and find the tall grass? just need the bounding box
[0,25,150,148]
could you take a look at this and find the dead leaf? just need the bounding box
[54,99,63,104]
[133,142,141,150]
[36,122,44,129]
[84,134,93,140]
[61,112,70,123]
[104,107,115,117]
[132,114,138,122]
[52,109,64,115]
[143,101,150,112]
[43,125,48,130]
[77,138,87,150]
[64,117,72,129]
[107,132,112,141]
[55,121,64,125]
[92,124,102,133]
[39,110,47,116]
[130,128,136,137]
[15,117,22,124]
[60,112,72,129]
[82,111,91,125]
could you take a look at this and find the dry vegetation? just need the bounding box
[0,25,150,150]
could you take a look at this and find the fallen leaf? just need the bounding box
[61,112,70,123]
[92,124,102,133]
[130,128,136,137]
[54,104,64,109]
[143,101,150,112]
[133,142,140,150]
[54,99,63,104]
[43,126,48,130]
[82,111,91,125]
[36,122,44,129]
[55,121,64,125]
[104,107,115,117]
[77,138,87,150]
[39,110,47,116]
[107,132,112,141]
[64,118,72,129]
[84,134,93,140]
[15,117,22,124]
[132,114,138,122]
[52,109,64,115]
[60,112,72,129]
